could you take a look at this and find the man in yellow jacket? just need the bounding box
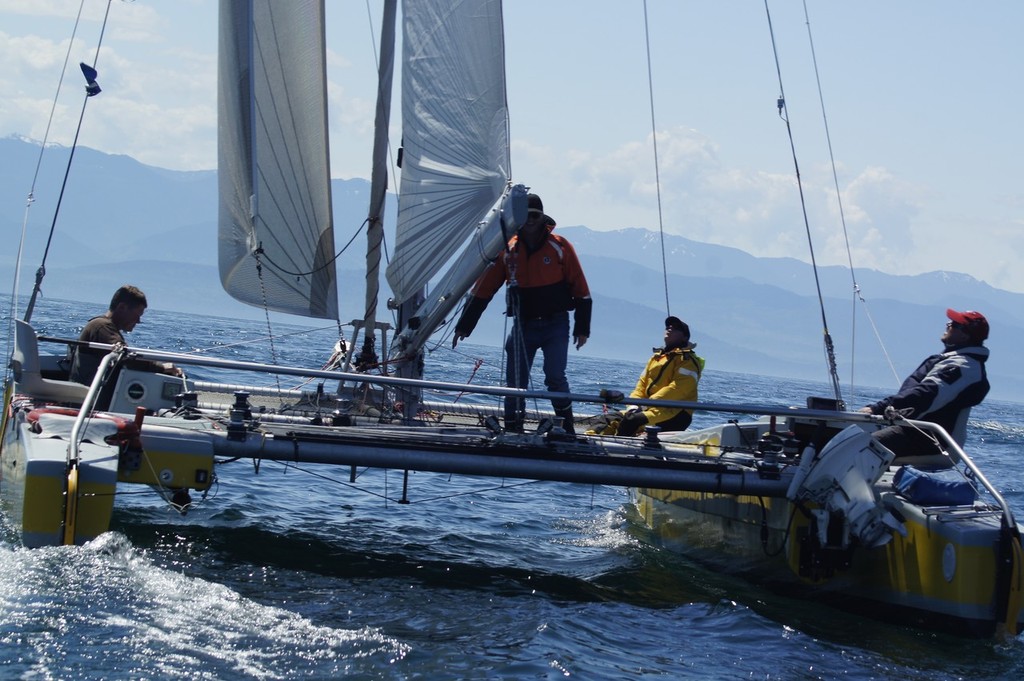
[592,316,704,436]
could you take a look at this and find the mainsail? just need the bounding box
[217,0,338,320]
[386,0,512,308]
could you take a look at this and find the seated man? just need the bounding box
[70,285,181,389]
[590,316,704,436]
[858,308,989,461]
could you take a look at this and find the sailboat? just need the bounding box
[1,0,1021,639]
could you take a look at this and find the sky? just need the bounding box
[1,0,1022,294]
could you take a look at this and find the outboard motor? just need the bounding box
[788,425,906,549]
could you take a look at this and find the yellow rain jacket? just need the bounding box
[630,345,704,426]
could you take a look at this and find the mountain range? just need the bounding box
[2,136,1021,402]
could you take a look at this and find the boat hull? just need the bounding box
[633,480,1024,637]
[1,383,217,547]
[1,401,119,547]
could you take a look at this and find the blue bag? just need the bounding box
[892,465,977,506]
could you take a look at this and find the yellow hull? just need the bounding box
[2,391,215,547]
[1,407,118,547]
[634,484,1024,637]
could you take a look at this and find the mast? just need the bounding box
[352,0,399,374]
[354,0,398,372]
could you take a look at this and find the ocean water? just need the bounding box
[2,298,1023,680]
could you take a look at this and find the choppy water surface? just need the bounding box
[2,300,1022,679]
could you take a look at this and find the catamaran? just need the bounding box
[2,0,1020,638]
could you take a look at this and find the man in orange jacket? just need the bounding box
[453,194,592,434]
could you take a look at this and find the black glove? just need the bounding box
[455,296,489,337]
[617,410,649,437]
[572,297,593,339]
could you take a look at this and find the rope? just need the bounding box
[799,0,900,399]
[452,358,485,403]
[252,226,353,278]
[641,0,672,316]
[252,247,283,394]
[763,0,844,408]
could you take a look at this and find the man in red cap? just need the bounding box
[858,308,990,454]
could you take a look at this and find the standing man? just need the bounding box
[858,308,990,455]
[453,194,592,434]
[590,316,704,436]
[70,284,179,386]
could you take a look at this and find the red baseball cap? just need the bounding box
[946,308,989,342]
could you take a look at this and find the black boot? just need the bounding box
[505,397,525,433]
[554,406,575,435]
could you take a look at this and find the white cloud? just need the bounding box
[2,0,1022,296]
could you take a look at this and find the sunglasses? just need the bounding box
[946,321,964,330]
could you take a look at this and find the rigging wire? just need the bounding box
[5,0,92,379]
[20,1,114,326]
[641,0,672,316]
[799,0,900,401]
[254,457,547,507]
[763,0,844,407]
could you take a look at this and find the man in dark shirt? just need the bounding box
[70,285,179,386]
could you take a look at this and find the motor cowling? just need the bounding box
[788,425,906,549]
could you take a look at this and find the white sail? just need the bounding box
[385,0,511,308]
[217,0,338,320]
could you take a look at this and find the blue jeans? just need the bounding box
[504,312,571,425]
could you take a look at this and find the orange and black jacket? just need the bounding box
[455,217,592,339]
